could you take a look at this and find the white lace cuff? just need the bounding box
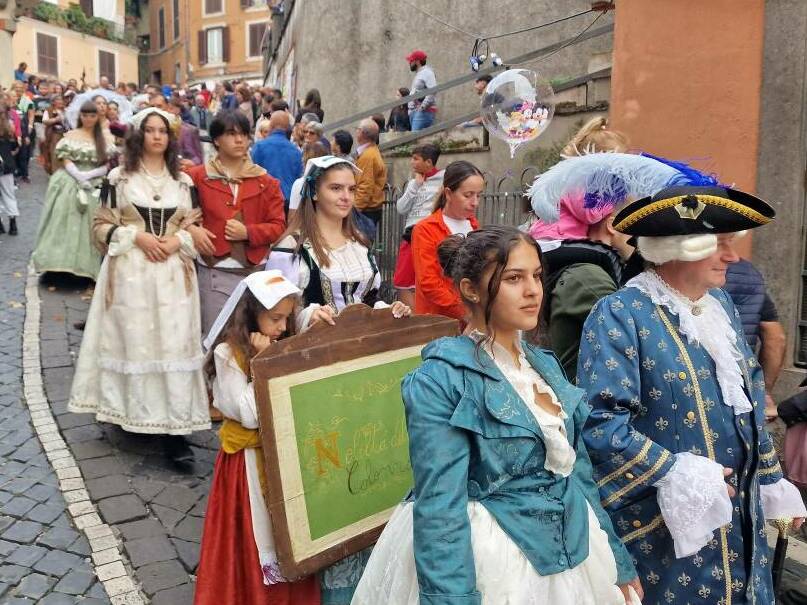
[760,479,807,520]
[108,225,138,257]
[176,229,197,258]
[373,300,390,310]
[654,452,733,558]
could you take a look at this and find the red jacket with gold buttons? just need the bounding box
[187,165,286,266]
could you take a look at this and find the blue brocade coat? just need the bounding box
[577,284,782,605]
[402,336,636,605]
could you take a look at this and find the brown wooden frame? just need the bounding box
[252,305,458,579]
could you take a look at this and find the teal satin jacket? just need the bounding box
[402,335,636,605]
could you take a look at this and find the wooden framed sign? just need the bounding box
[252,304,458,580]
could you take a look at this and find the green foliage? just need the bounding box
[29,3,132,46]
[64,4,90,30]
[32,3,64,25]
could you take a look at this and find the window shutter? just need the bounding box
[80,0,93,17]
[222,26,231,63]
[240,0,251,8]
[198,30,207,65]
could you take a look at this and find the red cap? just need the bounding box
[406,50,427,63]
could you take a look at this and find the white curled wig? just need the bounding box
[638,231,747,265]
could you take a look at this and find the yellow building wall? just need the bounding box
[146,0,270,86]
[14,17,138,84]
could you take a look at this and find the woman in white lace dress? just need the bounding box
[69,108,210,462]
[352,225,641,605]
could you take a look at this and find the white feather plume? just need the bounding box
[526,153,686,223]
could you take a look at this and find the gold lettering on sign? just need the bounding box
[313,432,342,476]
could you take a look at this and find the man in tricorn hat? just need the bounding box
[577,185,805,604]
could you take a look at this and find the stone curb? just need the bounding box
[22,263,147,605]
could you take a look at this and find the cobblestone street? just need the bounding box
[0,166,219,604]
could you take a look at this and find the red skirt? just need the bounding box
[194,450,320,605]
[393,239,415,289]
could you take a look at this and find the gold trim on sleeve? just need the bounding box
[597,439,654,488]
[601,450,671,507]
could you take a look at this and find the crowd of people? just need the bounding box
[10,50,807,605]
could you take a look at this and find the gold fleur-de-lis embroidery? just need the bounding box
[655,417,669,430]
[642,357,656,370]
[677,572,691,586]
[711,565,724,580]
[663,370,676,382]
[698,585,711,598]
[664,589,675,603]
[625,346,637,360]
[608,328,622,340]
[632,299,643,310]
[605,357,619,370]
[646,571,659,585]
[639,327,651,339]
[649,387,663,401]
[639,540,653,554]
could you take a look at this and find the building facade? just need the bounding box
[145,0,272,87]
[13,0,138,85]
[609,0,807,392]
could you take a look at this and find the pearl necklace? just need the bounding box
[141,164,168,238]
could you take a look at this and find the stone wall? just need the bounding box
[755,0,807,392]
[271,0,614,125]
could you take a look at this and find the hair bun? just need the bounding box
[437,234,465,278]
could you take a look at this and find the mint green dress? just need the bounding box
[31,136,107,279]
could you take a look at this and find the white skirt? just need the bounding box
[69,247,210,435]
[352,501,640,605]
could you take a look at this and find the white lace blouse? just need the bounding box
[473,332,576,477]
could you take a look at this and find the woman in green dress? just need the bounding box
[32,100,113,279]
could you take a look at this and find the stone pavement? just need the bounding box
[0,165,219,604]
[0,169,108,603]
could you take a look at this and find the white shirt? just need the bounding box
[442,215,473,236]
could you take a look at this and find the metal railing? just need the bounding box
[373,168,538,288]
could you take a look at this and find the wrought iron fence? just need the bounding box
[373,168,540,288]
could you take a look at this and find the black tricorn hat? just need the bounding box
[612,186,775,236]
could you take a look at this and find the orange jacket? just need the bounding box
[412,209,480,320]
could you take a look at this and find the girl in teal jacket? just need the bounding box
[352,225,640,605]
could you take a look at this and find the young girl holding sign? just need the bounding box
[195,270,320,605]
[351,225,642,605]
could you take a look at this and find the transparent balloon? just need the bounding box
[480,69,555,158]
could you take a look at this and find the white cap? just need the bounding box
[129,106,176,131]
[203,270,301,351]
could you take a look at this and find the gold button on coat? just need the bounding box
[632,520,642,528]
[686,411,696,421]
[625,472,635,480]
[678,371,687,380]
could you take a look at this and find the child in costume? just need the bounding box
[352,225,641,605]
[195,270,320,605]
